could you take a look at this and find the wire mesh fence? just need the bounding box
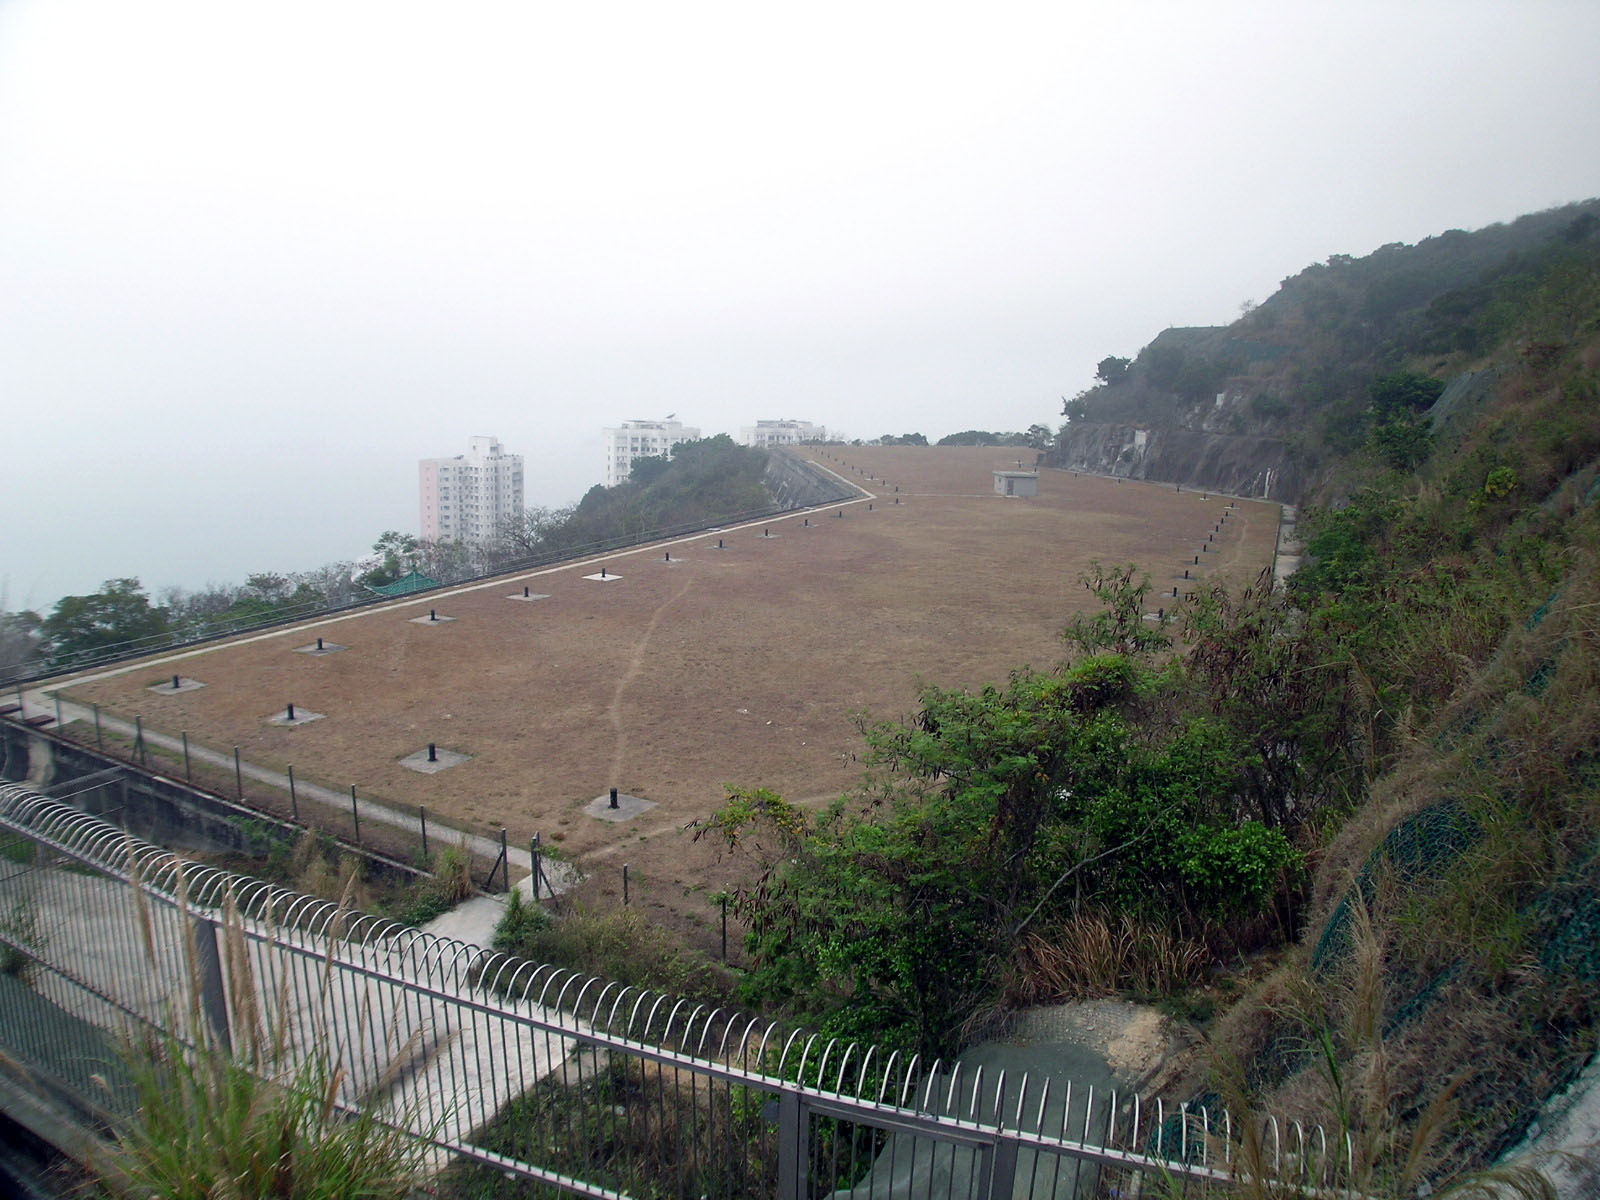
[0,782,1355,1199]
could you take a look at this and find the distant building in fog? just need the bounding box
[602,418,700,487]
[740,419,825,447]
[419,436,524,547]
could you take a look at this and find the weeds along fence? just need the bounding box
[3,466,861,690]
[0,782,1357,1200]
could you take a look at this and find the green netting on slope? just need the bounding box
[1311,800,1482,973]
[1384,962,1462,1038]
[1525,590,1562,631]
[1533,847,1600,985]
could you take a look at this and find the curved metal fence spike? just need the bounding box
[1180,1099,1189,1162]
[815,1037,840,1091]
[1268,1115,1281,1173]
[796,1033,823,1085]
[1035,1077,1053,1136]
[943,1061,964,1117]
[774,1027,806,1076]
[833,1042,856,1094]
[1155,1096,1164,1153]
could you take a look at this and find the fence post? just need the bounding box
[777,1092,803,1200]
[288,765,298,821]
[234,746,243,800]
[531,832,541,901]
[721,895,728,962]
[94,704,103,751]
[350,786,361,844]
[182,732,191,782]
[623,863,630,907]
[190,916,233,1055]
[419,805,428,858]
[134,715,146,766]
[54,694,62,729]
[500,828,508,891]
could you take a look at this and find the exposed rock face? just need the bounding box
[1052,421,1302,502]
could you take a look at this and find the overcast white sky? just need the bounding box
[3,1,1598,608]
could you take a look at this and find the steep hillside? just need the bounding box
[695,200,1600,1193]
[1051,199,1600,504]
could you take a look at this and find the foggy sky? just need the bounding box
[3,1,1598,609]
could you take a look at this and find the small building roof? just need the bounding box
[366,568,441,597]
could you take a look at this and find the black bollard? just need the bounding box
[317,636,324,650]
[430,608,437,621]
[523,586,529,597]
[718,538,724,548]
[286,703,295,721]
[172,674,180,690]
[1185,568,1190,579]
[610,786,619,810]
[868,503,873,511]
[428,742,437,763]
[803,518,809,527]
[665,551,670,561]
[1173,586,1179,597]
[1158,608,1164,620]
[601,566,607,578]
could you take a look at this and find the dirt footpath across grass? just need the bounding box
[54,447,1278,956]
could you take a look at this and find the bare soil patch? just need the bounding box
[55,448,1277,956]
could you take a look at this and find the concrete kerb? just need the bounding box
[27,479,878,700]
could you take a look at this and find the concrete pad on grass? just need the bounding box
[584,791,656,822]
[583,572,622,582]
[267,708,325,727]
[409,613,456,625]
[295,641,346,655]
[147,677,205,695]
[400,747,472,774]
[507,593,550,602]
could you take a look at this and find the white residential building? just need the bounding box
[602,418,701,487]
[740,419,826,447]
[419,436,524,547]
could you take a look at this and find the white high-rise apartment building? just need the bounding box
[419,436,524,547]
[740,419,825,447]
[602,418,701,487]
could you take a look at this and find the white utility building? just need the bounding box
[419,436,524,547]
[739,419,826,447]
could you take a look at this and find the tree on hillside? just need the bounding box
[491,505,578,562]
[0,608,43,679]
[43,578,170,665]
[1095,355,1131,385]
[1026,423,1053,450]
[362,531,419,587]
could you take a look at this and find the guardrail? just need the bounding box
[0,782,1351,1198]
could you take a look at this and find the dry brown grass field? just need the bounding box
[56,446,1279,951]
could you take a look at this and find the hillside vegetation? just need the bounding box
[680,200,1600,1190]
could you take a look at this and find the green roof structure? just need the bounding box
[365,568,441,597]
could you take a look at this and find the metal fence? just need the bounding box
[0,781,1352,1199]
